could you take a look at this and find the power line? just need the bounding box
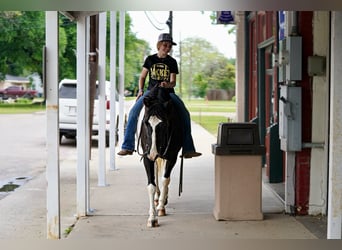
[147,11,166,26]
[143,11,166,31]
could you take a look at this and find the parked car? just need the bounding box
[0,85,37,100]
[58,79,126,146]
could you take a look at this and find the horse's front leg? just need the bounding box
[147,184,158,227]
[157,176,170,216]
[157,159,175,216]
[144,157,159,227]
[154,160,161,206]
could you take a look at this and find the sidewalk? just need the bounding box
[66,121,317,239]
[0,119,321,239]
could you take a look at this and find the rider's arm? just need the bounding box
[161,73,176,88]
[137,68,148,99]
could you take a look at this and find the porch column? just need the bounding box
[235,11,246,122]
[327,11,342,239]
[76,15,91,217]
[45,11,60,239]
[98,12,107,186]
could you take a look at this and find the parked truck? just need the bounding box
[0,86,37,100]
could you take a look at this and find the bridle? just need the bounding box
[136,109,173,162]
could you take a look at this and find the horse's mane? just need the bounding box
[143,85,171,105]
[143,86,173,120]
[139,85,181,160]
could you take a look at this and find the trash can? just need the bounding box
[211,122,265,221]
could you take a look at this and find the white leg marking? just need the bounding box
[147,184,158,227]
[154,162,160,204]
[157,159,170,216]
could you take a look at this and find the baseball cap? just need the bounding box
[158,33,177,45]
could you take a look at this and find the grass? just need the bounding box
[0,99,45,114]
[183,99,236,113]
[124,97,236,136]
[191,115,231,136]
[184,99,236,136]
[1,96,236,136]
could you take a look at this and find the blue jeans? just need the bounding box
[169,93,196,154]
[121,91,196,154]
[121,90,149,151]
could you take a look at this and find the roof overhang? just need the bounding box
[59,11,102,21]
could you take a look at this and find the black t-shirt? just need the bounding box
[143,54,179,93]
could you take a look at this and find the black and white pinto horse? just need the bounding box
[138,85,183,227]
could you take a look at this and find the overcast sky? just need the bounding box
[128,11,236,59]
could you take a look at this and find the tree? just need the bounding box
[0,11,150,93]
[61,12,150,93]
[176,37,235,98]
[121,13,150,94]
[59,13,77,79]
[0,11,45,80]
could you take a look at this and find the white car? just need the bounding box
[58,79,125,146]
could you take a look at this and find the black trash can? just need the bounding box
[211,122,265,221]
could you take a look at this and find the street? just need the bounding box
[0,112,92,238]
[0,113,47,199]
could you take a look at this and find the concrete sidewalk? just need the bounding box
[66,122,316,239]
[0,119,319,239]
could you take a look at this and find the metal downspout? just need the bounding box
[244,12,250,122]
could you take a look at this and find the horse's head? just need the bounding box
[141,87,175,161]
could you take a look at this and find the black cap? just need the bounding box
[158,33,177,45]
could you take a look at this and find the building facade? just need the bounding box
[235,11,342,238]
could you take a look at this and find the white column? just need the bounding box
[309,11,329,216]
[76,15,90,217]
[235,11,245,122]
[45,11,60,239]
[118,11,126,148]
[109,11,117,171]
[285,152,296,214]
[327,11,342,240]
[98,12,107,186]
[283,12,296,215]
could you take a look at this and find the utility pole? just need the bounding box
[166,11,181,95]
[166,11,173,36]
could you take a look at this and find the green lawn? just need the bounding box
[191,115,231,136]
[0,99,45,114]
[183,99,236,113]
[185,99,236,136]
[0,97,236,136]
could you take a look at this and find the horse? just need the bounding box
[138,85,183,227]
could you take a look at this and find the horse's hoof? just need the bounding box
[147,219,159,228]
[158,208,166,216]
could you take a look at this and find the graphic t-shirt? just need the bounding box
[143,54,179,93]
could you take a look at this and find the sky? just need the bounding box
[128,11,236,59]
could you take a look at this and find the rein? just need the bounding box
[178,156,184,196]
[136,124,147,160]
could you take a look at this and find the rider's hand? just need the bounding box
[136,89,144,101]
[160,81,168,88]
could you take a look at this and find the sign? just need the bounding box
[216,11,235,24]
[279,11,285,40]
